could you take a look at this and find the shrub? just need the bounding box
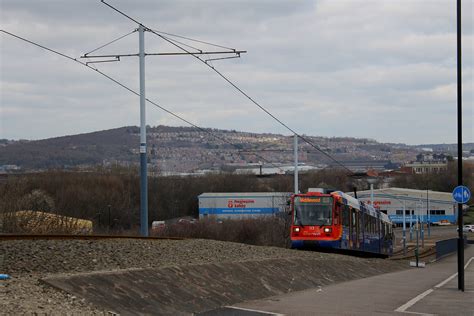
[152,216,291,248]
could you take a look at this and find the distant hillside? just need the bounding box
[413,143,474,152]
[0,125,448,172]
[0,127,138,169]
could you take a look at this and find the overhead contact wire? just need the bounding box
[154,33,352,172]
[151,29,236,51]
[0,29,284,173]
[98,2,235,51]
[159,34,203,53]
[99,1,352,173]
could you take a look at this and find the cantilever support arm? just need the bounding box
[81,50,246,59]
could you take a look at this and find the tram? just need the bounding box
[290,189,394,256]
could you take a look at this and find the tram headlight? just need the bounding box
[324,227,332,233]
[294,227,300,233]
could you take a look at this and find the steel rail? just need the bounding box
[0,234,185,241]
[390,246,436,261]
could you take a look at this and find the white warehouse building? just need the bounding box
[347,187,458,226]
[198,192,291,219]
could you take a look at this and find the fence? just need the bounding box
[436,236,468,260]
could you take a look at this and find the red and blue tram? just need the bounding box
[290,189,394,257]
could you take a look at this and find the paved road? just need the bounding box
[228,245,474,316]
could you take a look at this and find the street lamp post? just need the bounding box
[294,134,298,194]
[456,0,464,292]
[367,178,377,205]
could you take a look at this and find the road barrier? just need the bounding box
[436,236,468,260]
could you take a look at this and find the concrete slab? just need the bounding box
[233,245,474,315]
[408,256,474,316]
[42,257,405,315]
[197,306,283,316]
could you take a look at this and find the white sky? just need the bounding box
[0,0,473,145]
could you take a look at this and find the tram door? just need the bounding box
[349,207,353,249]
[351,209,360,250]
[355,211,360,249]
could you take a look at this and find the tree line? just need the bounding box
[1,161,471,234]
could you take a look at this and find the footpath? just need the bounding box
[228,245,474,316]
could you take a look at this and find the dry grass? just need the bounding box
[1,211,93,235]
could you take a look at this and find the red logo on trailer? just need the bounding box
[228,200,234,208]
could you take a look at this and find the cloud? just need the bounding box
[0,0,472,145]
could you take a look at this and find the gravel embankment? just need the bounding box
[0,238,407,314]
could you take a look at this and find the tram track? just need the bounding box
[0,234,185,241]
[390,245,437,260]
[0,234,444,262]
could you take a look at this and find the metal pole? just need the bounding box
[139,24,148,237]
[294,134,298,194]
[403,200,406,256]
[416,206,419,267]
[427,189,430,236]
[456,0,464,292]
[409,206,413,241]
[370,183,374,205]
[421,201,424,248]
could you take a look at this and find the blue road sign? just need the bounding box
[452,186,471,204]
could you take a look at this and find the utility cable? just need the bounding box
[90,3,235,52]
[0,29,284,173]
[159,33,203,53]
[84,29,137,56]
[153,33,352,172]
[150,28,236,51]
[100,0,353,173]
